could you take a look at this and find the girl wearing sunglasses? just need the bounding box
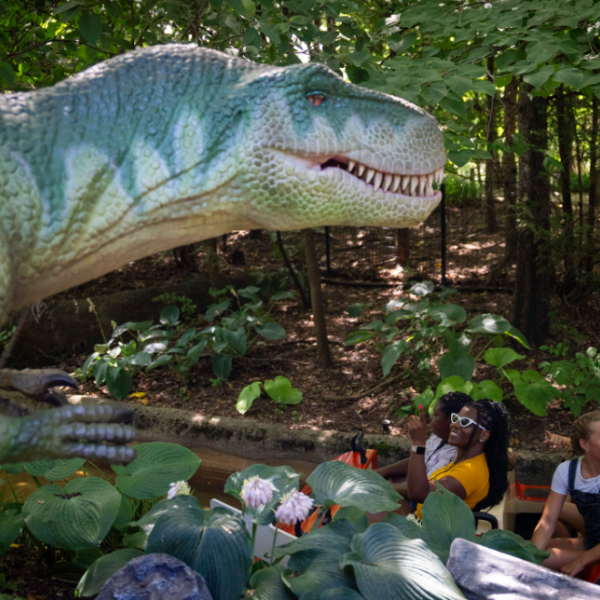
[407,399,510,519]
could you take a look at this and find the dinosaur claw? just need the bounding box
[0,368,79,398]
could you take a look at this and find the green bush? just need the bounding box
[443,173,483,206]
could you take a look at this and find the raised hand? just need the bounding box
[0,403,136,464]
[408,404,428,447]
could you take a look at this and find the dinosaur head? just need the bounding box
[236,61,446,230]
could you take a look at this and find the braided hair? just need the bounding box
[463,400,511,511]
[437,392,471,419]
[570,410,600,456]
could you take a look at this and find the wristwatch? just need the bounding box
[411,445,426,455]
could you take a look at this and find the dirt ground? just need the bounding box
[38,203,600,455]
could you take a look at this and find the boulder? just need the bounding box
[97,553,213,600]
[447,538,600,600]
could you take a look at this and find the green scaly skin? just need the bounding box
[0,44,446,463]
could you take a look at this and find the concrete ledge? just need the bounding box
[2,392,567,483]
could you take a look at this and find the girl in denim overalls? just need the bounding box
[532,410,600,576]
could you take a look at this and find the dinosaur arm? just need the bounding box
[0,404,136,464]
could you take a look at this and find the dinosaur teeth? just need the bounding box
[383,174,392,192]
[373,171,383,191]
[335,159,445,196]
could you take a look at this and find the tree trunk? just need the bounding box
[502,76,519,260]
[555,84,575,284]
[395,229,410,266]
[484,56,498,234]
[588,96,599,269]
[513,83,552,347]
[302,229,332,368]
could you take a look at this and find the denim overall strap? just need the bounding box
[567,458,600,549]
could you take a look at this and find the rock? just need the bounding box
[97,553,213,600]
[447,538,600,600]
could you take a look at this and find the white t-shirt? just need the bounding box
[425,433,458,477]
[551,457,600,495]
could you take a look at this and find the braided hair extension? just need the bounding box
[463,400,511,511]
[570,410,600,456]
[437,392,472,419]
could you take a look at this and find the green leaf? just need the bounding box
[43,458,86,481]
[79,13,102,45]
[112,442,200,499]
[0,509,23,555]
[256,322,287,340]
[440,97,468,121]
[332,506,369,533]
[347,51,372,66]
[113,494,134,532]
[448,149,471,168]
[24,460,56,477]
[470,80,495,96]
[466,313,511,335]
[77,549,143,597]
[0,62,16,87]
[435,376,468,399]
[505,326,530,349]
[213,353,232,380]
[347,303,364,318]
[145,499,253,600]
[160,305,180,326]
[446,75,472,97]
[523,65,554,89]
[421,485,476,563]
[552,67,585,90]
[409,281,435,297]
[23,476,121,550]
[225,327,247,355]
[236,381,262,415]
[307,461,401,513]
[129,351,151,366]
[478,529,550,565]
[484,348,524,369]
[106,365,132,399]
[471,380,503,403]
[225,464,299,526]
[427,304,467,325]
[438,350,475,382]
[345,331,375,346]
[264,376,302,405]
[241,0,256,18]
[382,340,409,377]
[54,0,80,15]
[205,300,231,321]
[249,564,296,600]
[505,369,553,416]
[340,523,464,600]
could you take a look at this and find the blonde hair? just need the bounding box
[570,410,600,455]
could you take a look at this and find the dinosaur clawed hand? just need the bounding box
[0,368,79,406]
[1,403,137,465]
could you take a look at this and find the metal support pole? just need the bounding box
[441,183,448,287]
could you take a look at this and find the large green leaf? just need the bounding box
[275,519,356,559]
[484,348,524,369]
[77,548,143,597]
[112,494,134,532]
[23,476,121,550]
[332,506,368,533]
[225,464,299,526]
[0,509,23,554]
[236,381,262,415]
[145,497,253,600]
[466,314,511,335]
[320,589,366,600]
[505,369,553,416]
[381,340,409,377]
[471,380,503,403]
[478,529,550,565]
[426,304,467,325]
[112,442,200,499]
[24,460,56,477]
[264,376,302,405]
[306,462,401,513]
[43,458,86,481]
[249,565,296,600]
[79,13,102,45]
[438,349,475,381]
[340,523,465,600]
[420,486,476,564]
[256,322,287,340]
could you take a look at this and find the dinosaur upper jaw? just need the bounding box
[279,151,444,202]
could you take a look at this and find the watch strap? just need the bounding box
[411,445,426,455]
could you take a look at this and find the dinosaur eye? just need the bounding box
[306,93,325,106]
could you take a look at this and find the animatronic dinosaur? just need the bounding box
[0,44,446,464]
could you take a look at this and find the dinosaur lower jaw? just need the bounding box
[319,157,443,199]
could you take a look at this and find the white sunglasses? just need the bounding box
[451,413,488,432]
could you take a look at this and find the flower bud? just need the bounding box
[167,480,192,500]
[274,489,314,525]
[241,475,276,508]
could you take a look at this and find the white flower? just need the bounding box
[484,2,492,7]
[240,476,276,508]
[167,480,191,500]
[274,490,314,525]
[406,513,423,527]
